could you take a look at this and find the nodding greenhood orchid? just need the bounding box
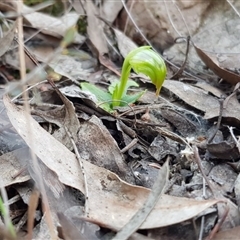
[112,46,167,107]
[80,46,167,112]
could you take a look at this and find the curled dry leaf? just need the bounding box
[3,95,220,230]
[194,43,240,84]
[32,87,80,149]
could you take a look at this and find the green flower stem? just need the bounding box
[114,56,132,102]
[112,46,167,107]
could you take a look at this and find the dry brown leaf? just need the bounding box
[0,22,16,57]
[48,52,97,82]
[163,79,240,126]
[113,160,169,239]
[210,225,240,240]
[118,1,210,51]
[163,80,240,125]
[71,0,85,15]
[163,80,219,115]
[0,148,30,187]
[4,95,220,230]
[32,87,80,149]
[86,1,108,56]
[22,5,85,44]
[77,115,133,183]
[195,82,225,98]
[204,85,240,125]
[100,0,123,23]
[114,28,138,58]
[0,2,15,12]
[194,43,240,84]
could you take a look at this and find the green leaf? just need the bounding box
[112,46,167,107]
[121,90,146,106]
[108,79,139,95]
[60,25,77,49]
[80,82,113,112]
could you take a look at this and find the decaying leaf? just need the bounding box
[22,5,85,44]
[86,0,108,56]
[77,115,134,183]
[148,135,177,161]
[48,52,97,82]
[114,28,138,58]
[194,43,240,84]
[3,95,220,230]
[163,80,219,115]
[204,84,240,125]
[31,87,80,149]
[113,160,169,239]
[0,148,30,187]
[0,22,16,57]
[100,0,123,23]
[211,226,240,240]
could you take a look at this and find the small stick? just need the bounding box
[228,126,240,153]
[208,98,224,144]
[120,138,138,153]
[193,146,215,196]
[64,126,89,217]
[171,36,191,79]
[205,205,229,240]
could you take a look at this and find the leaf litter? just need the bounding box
[1,1,240,239]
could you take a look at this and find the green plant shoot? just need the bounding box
[0,196,16,238]
[80,46,167,111]
[112,46,167,107]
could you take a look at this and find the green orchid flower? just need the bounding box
[112,46,167,107]
[80,46,167,111]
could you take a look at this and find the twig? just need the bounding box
[164,0,182,37]
[170,0,192,37]
[193,146,215,196]
[198,177,206,240]
[223,82,240,108]
[112,159,169,240]
[27,188,40,240]
[171,36,190,79]
[226,0,240,18]
[228,126,240,153]
[207,98,224,144]
[11,80,48,102]
[64,126,89,217]
[120,138,138,153]
[0,1,55,20]
[205,205,229,240]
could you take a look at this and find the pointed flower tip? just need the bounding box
[128,46,167,95]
